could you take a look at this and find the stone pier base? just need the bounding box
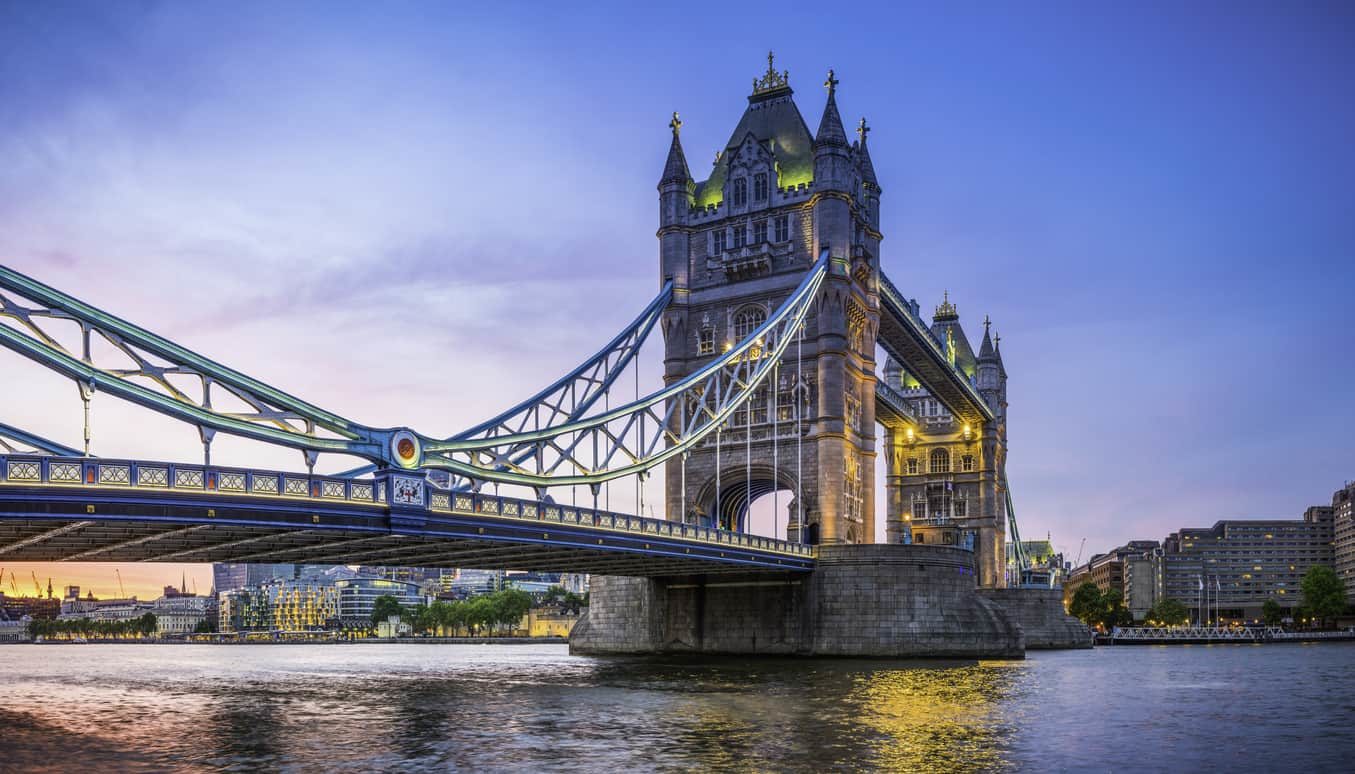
[569,544,1025,659]
[976,588,1092,649]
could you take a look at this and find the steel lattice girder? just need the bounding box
[0,421,84,456]
[0,265,672,473]
[419,252,829,487]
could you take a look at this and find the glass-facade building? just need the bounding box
[333,578,428,627]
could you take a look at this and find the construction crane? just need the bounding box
[7,571,16,594]
[1074,537,1087,568]
[31,571,42,597]
[115,569,126,599]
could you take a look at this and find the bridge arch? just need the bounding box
[692,464,798,536]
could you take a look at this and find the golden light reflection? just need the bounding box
[848,661,1027,772]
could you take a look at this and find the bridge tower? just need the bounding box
[882,307,1009,586]
[658,55,881,545]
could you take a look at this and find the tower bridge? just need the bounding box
[0,55,1087,656]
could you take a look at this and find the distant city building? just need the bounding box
[0,593,60,621]
[559,573,590,595]
[1329,481,1355,601]
[1157,509,1333,623]
[153,594,215,634]
[1063,541,1159,618]
[0,616,31,642]
[333,577,428,628]
[219,578,340,633]
[60,594,139,618]
[445,569,504,596]
[212,563,295,594]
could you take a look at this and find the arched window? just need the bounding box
[732,307,766,340]
[732,177,748,207]
[697,327,714,355]
[753,172,768,201]
[929,448,950,474]
[961,454,975,472]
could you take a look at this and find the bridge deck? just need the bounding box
[877,271,994,427]
[0,456,814,575]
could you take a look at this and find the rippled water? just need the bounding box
[2,642,1353,772]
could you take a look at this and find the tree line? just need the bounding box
[370,588,587,636]
[1068,564,1350,630]
[27,612,159,640]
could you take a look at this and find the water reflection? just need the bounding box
[1,643,1352,771]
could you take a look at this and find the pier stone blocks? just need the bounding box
[571,544,1063,659]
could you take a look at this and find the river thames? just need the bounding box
[1,642,1352,772]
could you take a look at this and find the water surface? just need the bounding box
[2,642,1352,771]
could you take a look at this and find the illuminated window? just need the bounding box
[711,229,726,253]
[961,454,975,472]
[733,307,766,340]
[845,387,862,433]
[697,327,715,355]
[732,177,748,207]
[930,448,951,474]
[753,219,768,243]
[732,224,747,248]
[774,215,790,242]
[907,458,918,475]
[844,450,863,525]
[753,172,768,201]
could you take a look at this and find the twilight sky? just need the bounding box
[1,1,1353,597]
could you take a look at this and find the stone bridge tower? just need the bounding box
[657,55,881,545]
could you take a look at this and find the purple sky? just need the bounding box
[2,1,1353,584]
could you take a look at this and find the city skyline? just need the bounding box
[2,1,1353,589]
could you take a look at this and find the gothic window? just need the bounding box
[711,229,726,254]
[735,386,769,426]
[844,450,863,525]
[753,172,768,202]
[697,327,715,355]
[961,454,975,472]
[927,482,952,520]
[753,219,768,243]
[907,458,918,475]
[955,496,968,518]
[732,224,746,248]
[732,306,766,340]
[774,214,790,242]
[930,448,951,474]
[845,386,862,434]
[732,177,748,207]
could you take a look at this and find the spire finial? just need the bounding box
[824,68,839,96]
[752,51,790,94]
[984,314,991,332]
[857,117,869,143]
[669,111,682,136]
[934,290,958,321]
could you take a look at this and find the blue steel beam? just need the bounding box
[0,422,84,457]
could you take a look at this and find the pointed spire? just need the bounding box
[814,69,848,149]
[660,111,691,185]
[978,315,996,360]
[994,332,1007,377]
[856,116,878,186]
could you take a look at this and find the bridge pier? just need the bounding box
[570,544,1086,659]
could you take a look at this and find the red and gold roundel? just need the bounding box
[389,430,421,469]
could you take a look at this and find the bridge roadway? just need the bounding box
[0,455,815,576]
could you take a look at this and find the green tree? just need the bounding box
[1146,598,1189,627]
[496,589,532,633]
[194,618,217,634]
[1068,582,1104,627]
[370,594,404,627]
[1300,565,1345,629]
[1098,589,1131,630]
[1261,598,1284,627]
